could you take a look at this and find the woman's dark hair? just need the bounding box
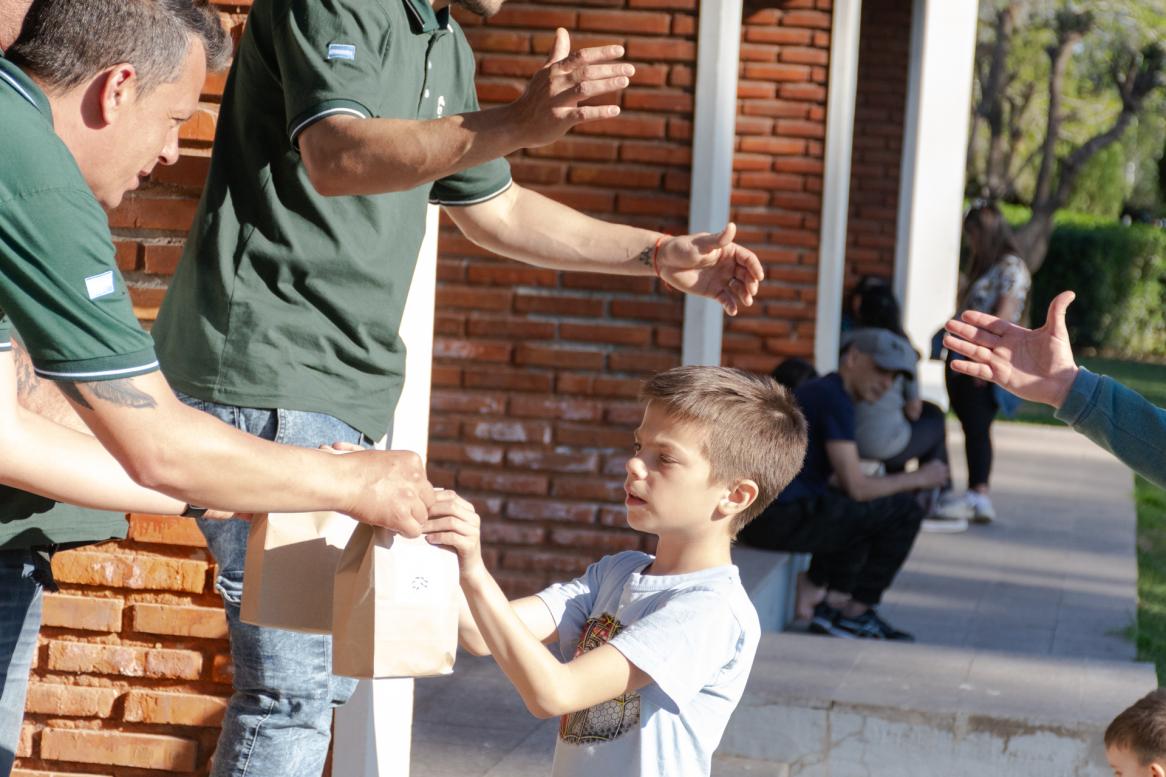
[771,358,818,391]
[851,284,921,361]
[855,283,906,338]
[845,275,890,320]
[962,204,1021,291]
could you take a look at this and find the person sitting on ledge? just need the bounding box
[740,329,948,642]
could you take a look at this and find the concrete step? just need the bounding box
[714,754,790,776]
[411,654,796,777]
[719,632,1157,777]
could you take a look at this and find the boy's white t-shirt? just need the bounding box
[536,550,761,777]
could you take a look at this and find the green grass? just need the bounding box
[994,201,1117,229]
[1135,475,1166,683]
[1010,357,1166,425]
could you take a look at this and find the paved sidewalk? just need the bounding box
[410,420,1151,776]
[878,420,1139,659]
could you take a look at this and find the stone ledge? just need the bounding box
[720,633,1157,775]
[732,545,804,632]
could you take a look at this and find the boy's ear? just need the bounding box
[1152,763,1166,777]
[717,479,760,517]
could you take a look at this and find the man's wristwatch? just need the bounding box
[181,504,209,519]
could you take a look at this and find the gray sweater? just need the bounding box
[855,372,920,461]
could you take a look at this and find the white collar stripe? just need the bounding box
[289,106,369,142]
[0,70,38,110]
[34,360,161,379]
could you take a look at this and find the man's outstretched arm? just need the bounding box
[50,369,433,533]
[446,184,763,316]
[300,29,631,197]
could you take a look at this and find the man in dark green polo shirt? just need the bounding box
[152,1,765,775]
[0,1,452,767]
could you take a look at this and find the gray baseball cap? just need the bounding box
[844,328,916,375]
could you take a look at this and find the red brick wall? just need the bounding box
[842,0,911,290]
[16,520,231,775]
[724,0,833,375]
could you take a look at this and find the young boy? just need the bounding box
[424,365,807,777]
[1106,689,1166,777]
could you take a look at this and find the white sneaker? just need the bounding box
[968,492,996,524]
[931,491,975,521]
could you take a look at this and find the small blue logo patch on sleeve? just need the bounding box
[84,270,115,300]
[327,43,357,61]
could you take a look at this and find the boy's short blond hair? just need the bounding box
[1106,689,1166,764]
[640,366,807,536]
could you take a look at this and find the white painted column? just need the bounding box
[893,0,978,407]
[813,0,863,374]
[333,203,440,777]
[682,0,742,366]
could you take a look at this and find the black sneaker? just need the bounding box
[807,602,849,638]
[833,608,915,642]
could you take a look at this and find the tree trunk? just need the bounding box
[1029,39,1077,214]
[979,4,1019,198]
[1013,209,1056,272]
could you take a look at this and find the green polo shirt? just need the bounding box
[154,0,512,439]
[0,57,148,548]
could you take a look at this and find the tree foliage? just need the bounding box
[966,0,1166,272]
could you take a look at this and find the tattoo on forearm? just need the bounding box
[636,245,653,269]
[90,379,158,409]
[13,343,34,400]
[62,379,158,411]
[58,382,93,410]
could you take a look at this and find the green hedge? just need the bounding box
[1031,222,1166,358]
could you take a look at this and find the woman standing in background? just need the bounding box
[946,204,1032,523]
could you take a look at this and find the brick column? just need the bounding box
[842,0,911,288]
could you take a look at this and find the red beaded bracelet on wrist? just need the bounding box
[652,234,672,291]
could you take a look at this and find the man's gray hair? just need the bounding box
[7,0,231,95]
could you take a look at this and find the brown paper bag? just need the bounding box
[240,512,358,634]
[331,524,460,678]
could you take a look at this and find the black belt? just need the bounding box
[21,540,95,592]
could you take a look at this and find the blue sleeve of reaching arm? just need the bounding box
[1055,368,1166,489]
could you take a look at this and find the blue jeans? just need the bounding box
[177,393,373,777]
[0,549,51,775]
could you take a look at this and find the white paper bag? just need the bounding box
[331,524,460,678]
[240,512,358,633]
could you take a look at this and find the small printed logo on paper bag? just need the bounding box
[327,43,356,61]
[84,270,115,300]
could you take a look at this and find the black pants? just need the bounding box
[883,401,949,480]
[945,362,997,489]
[739,491,924,606]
